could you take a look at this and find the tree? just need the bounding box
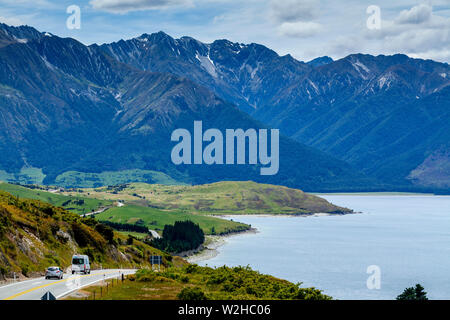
[151,221,205,253]
[414,284,428,300]
[396,284,428,300]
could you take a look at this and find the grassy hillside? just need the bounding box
[0,167,45,185]
[65,181,352,215]
[66,265,331,300]
[96,205,250,236]
[0,182,111,215]
[0,182,251,236]
[0,191,183,279]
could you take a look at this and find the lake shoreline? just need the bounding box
[185,228,259,263]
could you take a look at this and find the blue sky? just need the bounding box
[0,0,449,62]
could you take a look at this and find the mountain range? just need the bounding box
[0,23,448,192]
[100,31,450,191]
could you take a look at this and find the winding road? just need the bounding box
[0,269,136,300]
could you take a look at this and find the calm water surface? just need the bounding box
[197,195,450,300]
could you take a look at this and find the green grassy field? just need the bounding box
[67,181,351,215]
[0,182,112,215]
[96,205,250,235]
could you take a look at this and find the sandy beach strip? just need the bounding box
[186,228,258,263]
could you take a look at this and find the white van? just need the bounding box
[71,255,91,274]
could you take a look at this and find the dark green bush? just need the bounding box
[177,287,207,300]
[127,235,134,245]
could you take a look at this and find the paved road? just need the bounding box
[83,206,111,217]
[0,269,136,300]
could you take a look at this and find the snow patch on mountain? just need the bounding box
[307,79,319,94]
[378,72,396,89]
[40,56,57,71]
[196,52,218,78]
[354,61,370,73]
[250,65,259,79]
[241,63,259,80]
[352,60,370,80]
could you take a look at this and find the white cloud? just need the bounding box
[269,0,323,39]
[361,4,450,61]
[278,21,322,38]
[90,0,193,14]
[0,0,447,63]
[270,0,320,23]
[396,4,433,24]
[309,2,449,63]
[0,0,52,6]
[0,15,23,26]
[408,48,450,62]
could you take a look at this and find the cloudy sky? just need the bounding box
[0,0,449,62]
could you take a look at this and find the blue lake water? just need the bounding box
[197,195,450,300]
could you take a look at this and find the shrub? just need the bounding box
[0,207,10,229]
[177,287,207,300]
[0,265,8,276]
[184,264,199,274]
[41,206,55,216]
[95,223,115,244]
[49,222,59,235]
[127,235,134,245]
[71,222,91,247]
[163,254,173,262]
[71,222,106,252]
[20,263,29,277]
[135,269,173,283]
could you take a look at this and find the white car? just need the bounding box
[71,255,91,274]
[45,266,64,280]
